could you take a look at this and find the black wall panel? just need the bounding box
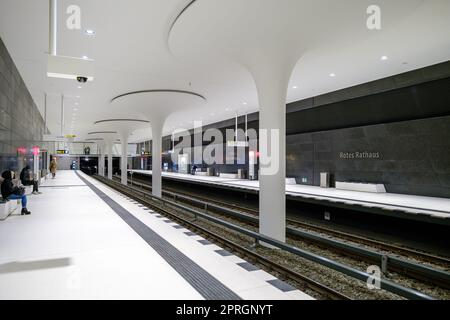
[0,37,46,173]
[286,77,450,135]
[286,116,450,197]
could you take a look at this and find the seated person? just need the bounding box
[1,170,31,215]
[20,165,40,195]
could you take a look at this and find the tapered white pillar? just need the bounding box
[120,134,128,185]
[110,92,205,199]
[99,152,105,176]
[250,65,293,244]
[151,122,163,198]
[96,141,104,176]
[93,120,150,185]
[107,141,113,180]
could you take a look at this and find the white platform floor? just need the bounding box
[0,170,312,300]
[129,170,450,219]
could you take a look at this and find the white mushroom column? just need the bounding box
[120,134,128,184]
[251,65,293,243]
[150,119,163,197]
[111,90,206,198]
[94,119,150,186]
[98,149,104,176]
[168,0,377,243]
[88,131,118,180]
[87,138,105,176]
[106,140,113,180]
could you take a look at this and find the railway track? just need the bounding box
[122,176,450,290]
[102,176,350,300]
[126,176,450,263]
[102,175,439,299]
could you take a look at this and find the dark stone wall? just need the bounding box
[0,37,46,173]
[286,116,450,197]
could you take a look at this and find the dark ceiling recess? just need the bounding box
[286,76,450,135]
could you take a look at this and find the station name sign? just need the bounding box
[339,151,380,160]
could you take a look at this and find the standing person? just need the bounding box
[1,170,31,215]
[50,157,58,179]
[20,165,40,195]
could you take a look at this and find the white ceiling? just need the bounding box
[1,0,450,143]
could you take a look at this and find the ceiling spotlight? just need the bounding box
[78,86,82,89]
[381,56,388,61]
[329,73,336,77]
[85,29,95,36]
[243,102,248,105]
[293,85,298,89]
[82,55,89,60]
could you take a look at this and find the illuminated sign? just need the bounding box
[57,150,69,155]
[17,147,27,155]
[32,146,40,156]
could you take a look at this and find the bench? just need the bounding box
[335,181,386,193]
[219,173,239,179]
[286,178,297,185]
[0,199,19,221]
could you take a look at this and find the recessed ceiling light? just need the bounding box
[225,108,231,111]
[381,56,388,61]
[78,86,82,89]
[82,55,89,60]
[85,29,95,36]
[293,85,298,89]
[243,102,248,105]
[329,73,336,77]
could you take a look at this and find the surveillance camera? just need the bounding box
[76,76,88,83]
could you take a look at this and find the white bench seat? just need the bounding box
[286,178,297,185]
[0,199,19,220]
[219,173,239,179]
[335,181,386,193]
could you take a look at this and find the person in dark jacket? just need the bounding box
[20,165,40,195]
[1,170,31,215]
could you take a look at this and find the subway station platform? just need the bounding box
[0,170,312,300]
[129,170,450,223]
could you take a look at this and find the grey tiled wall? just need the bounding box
[287,116,450,197]
[0,37,46,172]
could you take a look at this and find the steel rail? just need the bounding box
[100,175,435,300]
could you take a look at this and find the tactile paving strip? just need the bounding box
[77,172,241,300]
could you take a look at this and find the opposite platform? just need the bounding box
[129,170,450,223]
